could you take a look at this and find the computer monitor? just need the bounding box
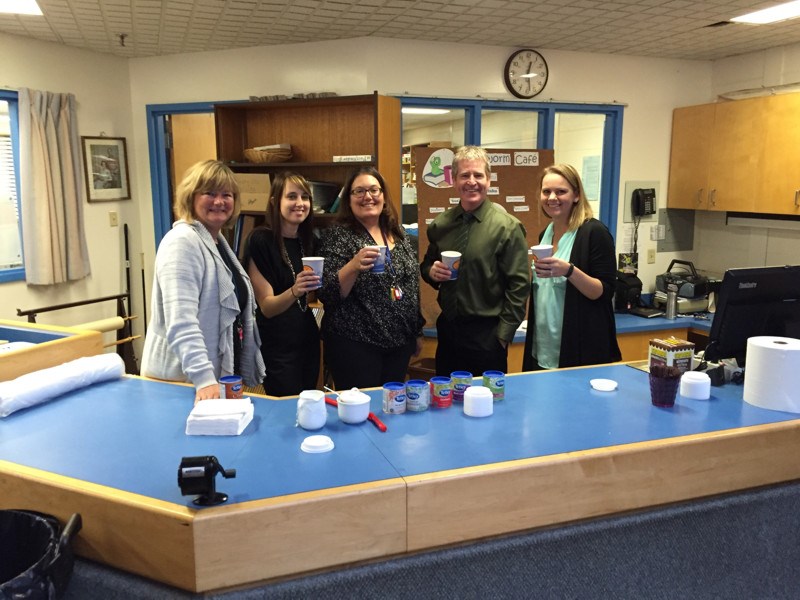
[704,265,800,365]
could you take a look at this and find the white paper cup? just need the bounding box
[367,245,387,273]
[530,244,553,261]
[301,257,323,289]
[441,250,461,280]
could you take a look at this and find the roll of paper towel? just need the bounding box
[0,353,125,417]
[743,336,800,413]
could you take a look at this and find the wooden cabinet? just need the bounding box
[214,93,401,219]
[667,104,714,210]
[668,98,764,213]
[762,93,800,216]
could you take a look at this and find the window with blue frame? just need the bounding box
[0,90,24,282]
[400,97,623,238]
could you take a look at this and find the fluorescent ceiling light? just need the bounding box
[732,0,800,24]
[402,108,450,115]
[0,0,42,15]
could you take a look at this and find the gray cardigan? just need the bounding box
[141,220,265,389]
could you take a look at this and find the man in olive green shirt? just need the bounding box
[420,146,530,376]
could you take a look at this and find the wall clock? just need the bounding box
[504,49,549,99]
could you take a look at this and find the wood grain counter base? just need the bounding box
[0,459,406,593]
[0,320,103,381]
[405,420,800,550]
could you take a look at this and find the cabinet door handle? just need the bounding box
[709,189,716,207]
[795,190,799,208]
[697,188,705,206]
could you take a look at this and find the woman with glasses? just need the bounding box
[522,163,621,370]
[243,172,321,396]
[318,166,424,389]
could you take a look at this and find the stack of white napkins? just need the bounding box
[185,398,254,436]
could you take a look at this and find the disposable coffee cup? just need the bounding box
[301,257,324,289]
[530,244,553,261]
[368,245,387,273]
[441,251,461,280]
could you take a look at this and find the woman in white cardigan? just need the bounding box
[141,160,265,402]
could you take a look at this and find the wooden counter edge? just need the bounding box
[0,328,103,381]
[191,478,407,592]
[0,458,408,593]
[405,420,800,550]
[0,459,197,590]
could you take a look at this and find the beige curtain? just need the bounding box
[18,88,90,285]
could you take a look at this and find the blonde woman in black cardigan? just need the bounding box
[522,164,621,370]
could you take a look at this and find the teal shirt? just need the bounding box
[421,200,530,343]
[531,224,577,369]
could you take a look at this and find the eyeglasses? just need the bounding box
[350,186,383,199]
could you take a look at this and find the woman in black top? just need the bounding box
[244,173,320,396]
[318,167,424,390]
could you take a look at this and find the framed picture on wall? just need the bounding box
[81,136,131,201]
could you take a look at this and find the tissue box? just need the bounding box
[649,337,695,374]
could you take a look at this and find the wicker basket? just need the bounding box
[243,147,293,163]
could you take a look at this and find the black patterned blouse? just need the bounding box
[318,225,424,350]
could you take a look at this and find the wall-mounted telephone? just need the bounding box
[632,188,656,217]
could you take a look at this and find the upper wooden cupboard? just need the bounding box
[762,93,800,215]
[668,94,800,216]
[214,93,402,217]
[667,97,764,213]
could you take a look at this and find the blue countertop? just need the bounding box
[424,312,712,342]
[1,363,795,510]
[0,324,70,344]
[614,312,712,334]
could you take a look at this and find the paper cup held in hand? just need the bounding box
[530,244,553,261]
[301,257,323,289]
[368,245,387,274]
[441,251,461,280]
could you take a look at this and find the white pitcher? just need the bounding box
[297,390,327,430]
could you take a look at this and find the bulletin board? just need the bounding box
[414,147,555,327]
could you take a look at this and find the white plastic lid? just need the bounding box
[590,378,618,392]
[301,435,335,453]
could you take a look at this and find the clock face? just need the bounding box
[504,49,549,99]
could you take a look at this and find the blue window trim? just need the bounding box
[0,89,24,283]
[399,97,623,239]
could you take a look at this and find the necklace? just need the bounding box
[281,239,307,313]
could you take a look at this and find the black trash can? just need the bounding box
[0,510,82,600]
